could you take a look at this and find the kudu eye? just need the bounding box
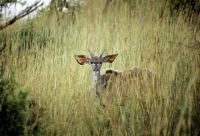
[91,62,94,64]
[99,62,102,64]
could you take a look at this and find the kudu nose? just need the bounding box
[93,64,99,71]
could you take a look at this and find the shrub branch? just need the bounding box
[0,0,43,31]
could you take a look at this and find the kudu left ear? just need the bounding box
[102,54,118,63]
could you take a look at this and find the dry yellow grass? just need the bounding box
[1,0,199,135]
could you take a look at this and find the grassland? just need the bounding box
[1,0,200,135]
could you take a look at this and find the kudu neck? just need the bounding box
[92,70,103,96]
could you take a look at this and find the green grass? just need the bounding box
[1,0,199,135]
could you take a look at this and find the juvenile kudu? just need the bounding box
[75,50,157,107]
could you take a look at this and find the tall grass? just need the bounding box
[1,0,199,135]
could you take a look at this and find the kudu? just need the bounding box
[75,50,157,107]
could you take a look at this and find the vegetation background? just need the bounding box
[0,0,200,135]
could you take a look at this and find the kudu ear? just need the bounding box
[75,55,89,65]
[102,54,118,63]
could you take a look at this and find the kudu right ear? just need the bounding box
[102,54,118,63]
[75,55,90,65]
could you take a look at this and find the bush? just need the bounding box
[0,73,29,136]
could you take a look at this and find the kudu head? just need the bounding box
[75,50,118,72]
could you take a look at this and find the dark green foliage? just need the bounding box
[168,0,199,13]
[0,73,46,136]
[166,0,200,22]
[0,0,17,7]
[0,73,28,136]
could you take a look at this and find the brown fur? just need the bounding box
[99,68,157,107]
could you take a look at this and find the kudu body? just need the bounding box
[75,50,157,107]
